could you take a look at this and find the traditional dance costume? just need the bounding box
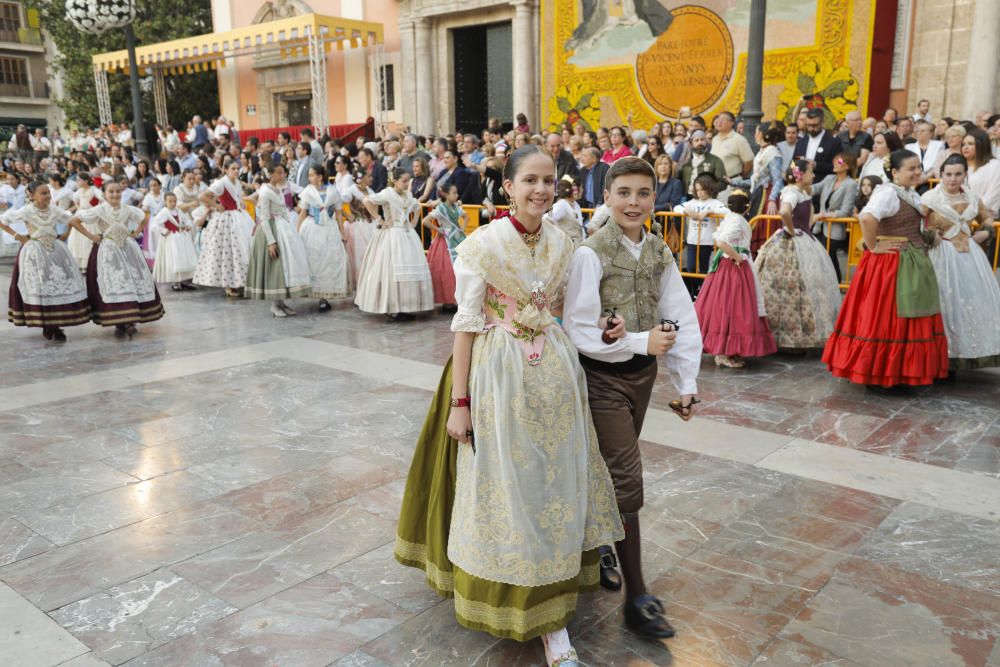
[823,183,948,385]
[78,203,164,327]
[395,216,624,641]
[425,201,467,306]
[921,185,1000,369]
[354,187,434,314]
[297,184,350,299]
[754,187,842,349]
[192,177,253,289]
[245,183,312,300]
[546,197,585,246]
[140,190,166,266]
[344,183,377,284]
[1,205,90,328]
[564,218,701,638]
[67,185,102,269]
[150,207,198,284]
[695,211,777,357]
[744,144,784,254]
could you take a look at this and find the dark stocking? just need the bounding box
[614,511,647,602]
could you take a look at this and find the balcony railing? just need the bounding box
[0,80,48,99]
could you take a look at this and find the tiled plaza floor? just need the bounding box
[0,260,998,667]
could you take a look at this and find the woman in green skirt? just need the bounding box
[395,145,624,667]
[245,164,312,317]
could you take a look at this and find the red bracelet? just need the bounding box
[450,396,471,408]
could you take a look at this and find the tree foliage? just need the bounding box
[27,0,220,129]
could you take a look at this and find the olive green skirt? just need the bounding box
[394,357,600,642]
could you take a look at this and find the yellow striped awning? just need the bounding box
[91,12,383,75]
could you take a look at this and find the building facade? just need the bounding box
[210,0,402,133]
[0,1,62,141]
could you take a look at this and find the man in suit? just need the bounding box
[299,128,324,167]
[437,149,480,204]
[576,147,609,208]
[293,142,312,188]
[545,133,579,182]
[795,108,843,181]
[358,147,388,192]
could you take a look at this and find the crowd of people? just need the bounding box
[2,99,1000,665]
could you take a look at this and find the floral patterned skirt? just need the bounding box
[395,357,603,642]
[754,231,842,349]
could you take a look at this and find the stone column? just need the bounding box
[414,17,436,135]
[963,0,1000,118]
[512,0,536,129]
[399,19,417,131]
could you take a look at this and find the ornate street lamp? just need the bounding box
[66,0,149,158]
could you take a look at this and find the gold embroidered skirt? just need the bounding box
[394,357,600,642]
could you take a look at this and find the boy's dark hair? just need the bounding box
[605,156,655,190]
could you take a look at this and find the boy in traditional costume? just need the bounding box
[564,156,702,638]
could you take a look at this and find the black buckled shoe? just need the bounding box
[599,549,622,591]
[624,594,676,639]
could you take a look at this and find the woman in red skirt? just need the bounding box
[823,149,948,387]
[695,190,777,367]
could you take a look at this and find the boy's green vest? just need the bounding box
[581,221,673,332]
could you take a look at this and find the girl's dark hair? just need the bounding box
[727,191,750,215]
[880,131,904,152]
[556,179,575,199]
[502,144,549,182]
[885,149,919,180]
[49,173,66,186]
[785,159,810,184]
[855,175,882,210]
[438,182,459,199]
[966,128,994,166]
[78,172,93,185]
[391,167,410,183]
[309,164,327,180]
[761,122,784,146]
[693,173,719,197]
[940,153,969,173]
[27,180,47,195]
[167,159,181,175]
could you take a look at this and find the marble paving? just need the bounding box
[0,260,998,667]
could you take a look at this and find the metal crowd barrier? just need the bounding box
[349,200,1000,286]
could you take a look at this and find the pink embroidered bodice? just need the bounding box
[483,284,553,366]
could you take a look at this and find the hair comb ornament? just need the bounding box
[731,189,748,198]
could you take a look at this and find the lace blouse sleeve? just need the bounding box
[451,255,487,332]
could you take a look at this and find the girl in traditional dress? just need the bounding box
[332,154,355,201]
[67,173,102,269]
[78,183,164,338]
[395,146,622,666]
[695,190,777,368]
[0,182,94,342]
[140,177,166,268]
[194,160,254,296]
[921,154,1000,370]
[546,177,584,245]
[344,169,377,285]
[151,192,198,291]
[48,173,74,212]
[754,160,842,350]
[296,164,350,311]
[742,123,785,254]
[246,163,312,317]
[823,150,949,387]
[423,182,468,309]
[354,168,434,316]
